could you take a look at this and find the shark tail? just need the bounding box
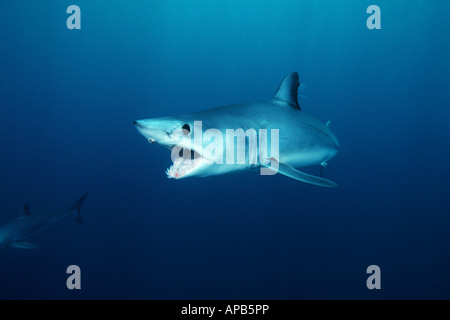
[70,193,88,223]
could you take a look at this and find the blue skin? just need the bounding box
[134,72,340,187]
[0,212,68,248]
[0,194,86,249]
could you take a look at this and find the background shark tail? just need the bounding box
[70,193,88,223]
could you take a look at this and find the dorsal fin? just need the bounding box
[273,72,301,110]
[20,204,31,217]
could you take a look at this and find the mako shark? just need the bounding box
[134,72,340,187]
[0,193,87,249]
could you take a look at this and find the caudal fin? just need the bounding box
[70,193,88,223]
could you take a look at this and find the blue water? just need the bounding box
[0,0,449,299]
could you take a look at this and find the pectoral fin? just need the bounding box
[11,241,40,249]
[265,160,338,187]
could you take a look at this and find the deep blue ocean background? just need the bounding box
[0,0,449,299]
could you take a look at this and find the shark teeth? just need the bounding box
[166,150,202,179]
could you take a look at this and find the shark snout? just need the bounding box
[134,120,145,129]
[134,120,151,141]
[134,120,154,137]
[134,118,177,146]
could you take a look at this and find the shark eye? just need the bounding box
[182,124,191,134]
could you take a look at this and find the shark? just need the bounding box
[0,193,87,249]
[134,72,340,187]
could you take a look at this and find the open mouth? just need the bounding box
[166,148,203,179]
